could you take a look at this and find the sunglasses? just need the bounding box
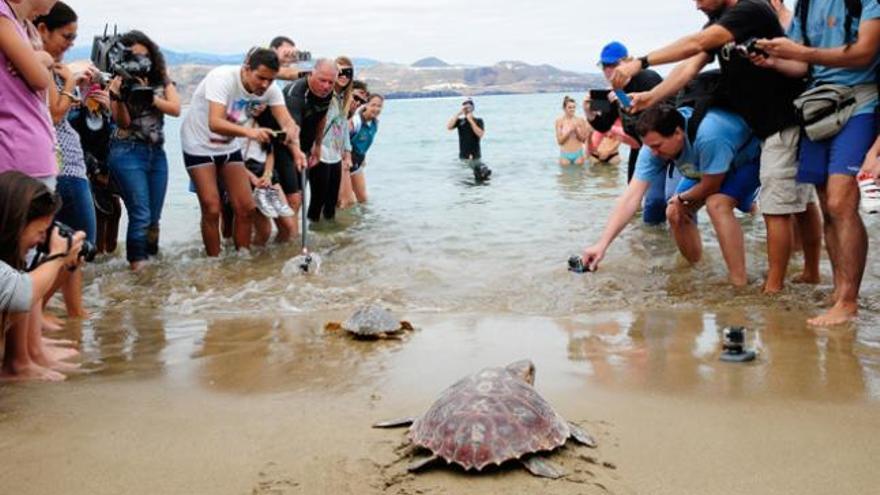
[353,95,367,104]
[338,68,354,79]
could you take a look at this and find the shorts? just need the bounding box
[676,159,761,213]
[350,151,365,175]
[273,145,303,195]
[798,113,877,185]
[183,150,244,169]
[759,126,815,215]
[244,159,279,187]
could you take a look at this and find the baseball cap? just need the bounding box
[599,41,629,66]
[462,97,475,107]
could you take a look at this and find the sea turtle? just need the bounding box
[325,304,414,339]
[373,359,596,478]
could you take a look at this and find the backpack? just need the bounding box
[674,69,732,143]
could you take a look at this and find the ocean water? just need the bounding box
[74,92,880,397]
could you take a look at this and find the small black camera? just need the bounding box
[568,255,590,273]
[38,221,97,263]
[296,50,312,62]
[720,326,757,363]
[473,162,492,182]
[730,38,768,59]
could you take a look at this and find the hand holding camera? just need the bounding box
[38,222,97,269]
[249,127,275,144]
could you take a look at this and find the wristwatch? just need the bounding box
[639,56,650,70]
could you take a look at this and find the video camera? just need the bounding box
[90,25,155,109]
[37,221,97,263]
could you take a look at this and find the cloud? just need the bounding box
[70,0,707,70]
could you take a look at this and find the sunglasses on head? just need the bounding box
[338,68,354,79]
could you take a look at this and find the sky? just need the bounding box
[69,0,709,71]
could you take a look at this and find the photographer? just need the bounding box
[35,2,94,318]
[609,0,821,296]
[1,171,84,382]
[447,97,485,160]
[107,30,180,271]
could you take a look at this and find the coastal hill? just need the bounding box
[66,47,605,102]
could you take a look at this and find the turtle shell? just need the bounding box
[342,305,402,336]
[408,363,571,471]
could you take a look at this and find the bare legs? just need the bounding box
[809,177,866,325]
[189,163,256,256]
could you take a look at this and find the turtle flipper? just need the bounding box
[324,322,343,332]
[400,321,415,331]
[407,454,439,472]
[521,456,565,478]
[568,422,597,448]
[372,417,418,428]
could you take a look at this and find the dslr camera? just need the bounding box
[38,221,97,263]
[90,25,155,108]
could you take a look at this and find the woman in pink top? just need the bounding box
[0,0,57,181]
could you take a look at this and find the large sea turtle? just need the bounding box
[374,359,596,478]
[325,304,414,339]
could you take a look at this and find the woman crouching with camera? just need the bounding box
[1,172,85,382]
[107,30,180,271]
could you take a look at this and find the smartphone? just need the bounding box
[613,89,633,110]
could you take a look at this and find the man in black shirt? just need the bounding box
[447,98,485,160]
[609,0,821,295]
[589,41,668,225]
[273,59,335,214]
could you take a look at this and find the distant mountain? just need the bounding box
[411,57,450,68]
[360,60,605,99]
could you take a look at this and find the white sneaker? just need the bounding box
[859,175,880,214]
[267,188,295,217]
[254,188,278,218]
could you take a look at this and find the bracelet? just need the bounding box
[639,55,650,70]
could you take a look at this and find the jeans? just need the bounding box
[108,140,168,262]
[642,167,684,225]
[56,175,97,243]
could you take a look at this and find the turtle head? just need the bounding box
[505,360,536,385]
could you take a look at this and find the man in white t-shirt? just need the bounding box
[180,48,304,257]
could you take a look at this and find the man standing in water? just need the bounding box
[447,98,489,180]
[447,97,485,160]
[282,59,337,170]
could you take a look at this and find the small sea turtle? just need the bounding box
[325,304,414,339]
[374,360,596,478]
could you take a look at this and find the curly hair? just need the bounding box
[119,30,169,87]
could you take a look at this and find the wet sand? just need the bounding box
[2,310,878,494]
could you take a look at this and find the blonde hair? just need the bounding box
[336,56,354,118]
[562,95,575,109]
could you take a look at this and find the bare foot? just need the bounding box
[807,302,858,326]
[762,281,784,295]
[42,313,63,332]
[130,260,147,272]
[0,363,66,382]
[44,345,80,361]
[792,272,821,285]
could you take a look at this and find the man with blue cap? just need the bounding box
[589,41,668,224]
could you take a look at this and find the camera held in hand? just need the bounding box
[568,255,591,273]
[730,38,768,59]
[38,221,97,263]
[90,27,155,109]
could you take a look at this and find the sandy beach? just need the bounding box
[2,310,878,494]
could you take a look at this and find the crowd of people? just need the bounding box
[0,0,384,381]
[1,0,880,383]
[575,0,879,328]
